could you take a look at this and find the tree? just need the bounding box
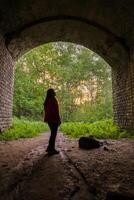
[13,42,112,122]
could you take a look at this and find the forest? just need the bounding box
[13,42,112,123]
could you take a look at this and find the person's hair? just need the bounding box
[44,88,55,108]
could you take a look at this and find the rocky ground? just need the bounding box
[0,132,134,200]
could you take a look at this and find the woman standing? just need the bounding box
[44,89,61,155]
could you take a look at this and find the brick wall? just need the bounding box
[0,35,14,132]
[130,49,134,129]
[112,58,134,130]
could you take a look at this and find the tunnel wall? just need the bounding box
[0,35,14,132]
[112,53,134,130]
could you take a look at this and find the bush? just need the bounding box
[0,117,48,140]
[60,119,133,139]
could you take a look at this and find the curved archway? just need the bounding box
[5,18,133,130]
[0,1,133,131]
[7,18,129,69]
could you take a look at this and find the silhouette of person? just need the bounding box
[43,88,61,155]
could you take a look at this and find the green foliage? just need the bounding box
[13,42,113,122]
[60,119,132,139]
[70,100,112,123]
[0,118,48,140]
[1,118,132,141]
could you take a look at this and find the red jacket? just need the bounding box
[44,97,61,123]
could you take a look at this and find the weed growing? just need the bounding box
[0,117,48,140]
[60,119,133,139]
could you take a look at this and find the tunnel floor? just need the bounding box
[0,132,133,200]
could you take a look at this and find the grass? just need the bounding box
[60,119,134,139]
[0,118,133,141]
[0,117,48,141]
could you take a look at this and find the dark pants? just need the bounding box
[47,123,59,151]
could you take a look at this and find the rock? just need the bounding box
[106,191,134,200]
[103,146,109,151]
[79,137,100,150]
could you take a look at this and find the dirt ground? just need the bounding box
[0,132,134,200]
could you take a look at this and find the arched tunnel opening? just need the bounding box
[0,15,133,132]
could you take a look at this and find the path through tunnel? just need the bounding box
[1,40,133,200]
[0,1,134,199]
